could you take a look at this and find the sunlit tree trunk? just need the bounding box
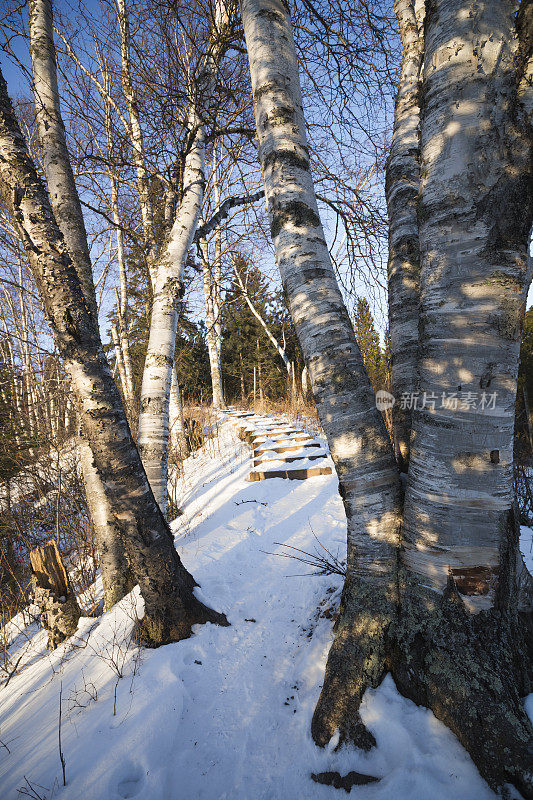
[240,0,402,748]
[169,368,189,460]
[28,0,133,608]
[386,0,424,471]
[136,0,231,513]
[137,108,205,516]
[393,2,533,793]
[241,0,533,794]
[200,236,225,408]
[116,0,158,279]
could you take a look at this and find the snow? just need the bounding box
[0,419,523,799]
[520,525,533,577]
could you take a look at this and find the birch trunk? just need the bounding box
[116,0,158,277]
[234,264,292,378]
[104,64,135,418]
[0,67,227,644]
[28,0,132,609]
[111,324,132,412]
[390,2,533,794]
[137,109,205,515]
[169,368,189,460]
[136,0,230,510]
[386,0,424,471]
[78,439,133,609]
[200,236,225,408]
[240,0,403,748]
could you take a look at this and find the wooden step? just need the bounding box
[247,464,332,482]
[252,434,312,449]
[253,441,321,457]
[253,450,327,466]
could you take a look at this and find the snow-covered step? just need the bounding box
[248,429,301,443]
[247,455,333,482]
[251,433,312,449]
[253,447,328,466]
[253,440,322,457]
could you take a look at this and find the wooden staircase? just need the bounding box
[225,409,333,482]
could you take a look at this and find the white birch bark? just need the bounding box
[136,0,231,512]
[103,61,135,415]
[240,0,402,748]
[388,4,533,794]
[111,323,130,405]
[200,236,225,408]
[401,0,533,613]
[169,368,189,460]
[386,0,424,470]
[116,0,158,278]
[28,0,132,608]
[78,439,133,609]
[137,107,205,515]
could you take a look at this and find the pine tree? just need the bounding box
[352,298,384,391]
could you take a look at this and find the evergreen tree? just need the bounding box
[352,298,385,390]
[221,260,302,402]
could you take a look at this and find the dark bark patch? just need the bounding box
[265,105,296,127]
[477,174,533,253]
[253,80,286,103]
[311,771,380,792]
[263,148,310,173]
[449,565,497,596]
[257,8,285,25]
[270,200,320,238]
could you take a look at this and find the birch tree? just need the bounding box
[0,65,227,643]
[29,0,133,607]
[385,0,424,471]
[136,0,235,514]
[240,0,533,793]
[240,0,403,751]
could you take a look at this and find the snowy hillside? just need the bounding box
[0,419,529,800]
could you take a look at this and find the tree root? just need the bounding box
[311,579,394,749]
[139,596,229,647]
[389,583,533,799]
[312,575,533,799]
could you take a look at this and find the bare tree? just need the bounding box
[0,64,227,643]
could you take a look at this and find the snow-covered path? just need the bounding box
[0,419,519,799]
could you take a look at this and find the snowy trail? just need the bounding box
[0,420,519,800]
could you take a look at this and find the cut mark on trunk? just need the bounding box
[449,565,498,596]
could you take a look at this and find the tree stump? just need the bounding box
[30,540,81,650]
